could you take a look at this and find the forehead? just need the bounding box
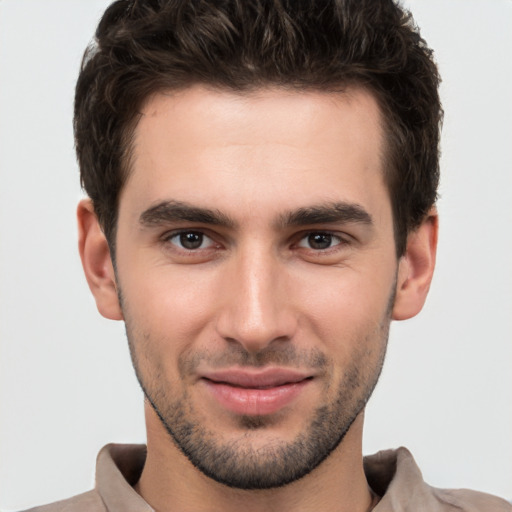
[122,85,387,224]
[134,85,383,159]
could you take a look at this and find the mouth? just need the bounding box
[200,368,314,416]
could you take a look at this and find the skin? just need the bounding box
[78,86,437,512]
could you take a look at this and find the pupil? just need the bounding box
[180,232,202,249]
[309,233,331,250]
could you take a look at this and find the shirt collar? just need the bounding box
[96,444,153,512]
[95,443,437,512]
[366,446,444,511]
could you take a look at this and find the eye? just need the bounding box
[297,232,343,250]
[167,231,215,250]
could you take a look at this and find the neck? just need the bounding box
[135,404,375,512]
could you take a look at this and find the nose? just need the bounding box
[215,246,298,353]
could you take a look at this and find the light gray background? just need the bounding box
[1,1,511,510]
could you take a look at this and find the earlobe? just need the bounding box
[77,199,123,321]
[392,209,438,321]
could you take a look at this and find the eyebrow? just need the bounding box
[277,202,373,228]
[139,200,236,228]
[139,200,373,230]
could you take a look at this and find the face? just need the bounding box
[114,86,398,489]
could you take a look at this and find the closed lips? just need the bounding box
[200,369,313,388]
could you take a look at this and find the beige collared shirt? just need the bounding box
[23,444,511,511]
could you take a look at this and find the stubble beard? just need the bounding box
[118,269,396,490]
[123,314,391,490]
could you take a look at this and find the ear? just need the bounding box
[392,209,438,321]
[77,198,123,320]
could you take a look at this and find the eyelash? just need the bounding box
[161,229,350,254]
[296,232,347,251]
[162,230,218,252]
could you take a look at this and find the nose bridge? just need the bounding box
[216,240,296,352]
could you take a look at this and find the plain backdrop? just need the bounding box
[1,0,511,510]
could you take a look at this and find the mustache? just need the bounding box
[179,344,329,375]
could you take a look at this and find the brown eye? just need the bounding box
[298,232,341,250]
[180,232,203,249]
[168,231,213,250]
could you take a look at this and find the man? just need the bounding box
[18,0,511,511]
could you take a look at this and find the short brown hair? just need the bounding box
[74,0,442,256]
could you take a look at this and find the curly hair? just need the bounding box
[74,0,442,256]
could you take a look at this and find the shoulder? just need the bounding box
[431,487,512,511]
[20,490,106,512]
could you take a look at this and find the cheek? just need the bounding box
[292,264,395,356]
[122,264,220,338]
[119,268,224,389]
[297,264,394,314]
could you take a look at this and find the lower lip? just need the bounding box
[202,379,310,416]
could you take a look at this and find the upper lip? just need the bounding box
[201,368,312,388]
